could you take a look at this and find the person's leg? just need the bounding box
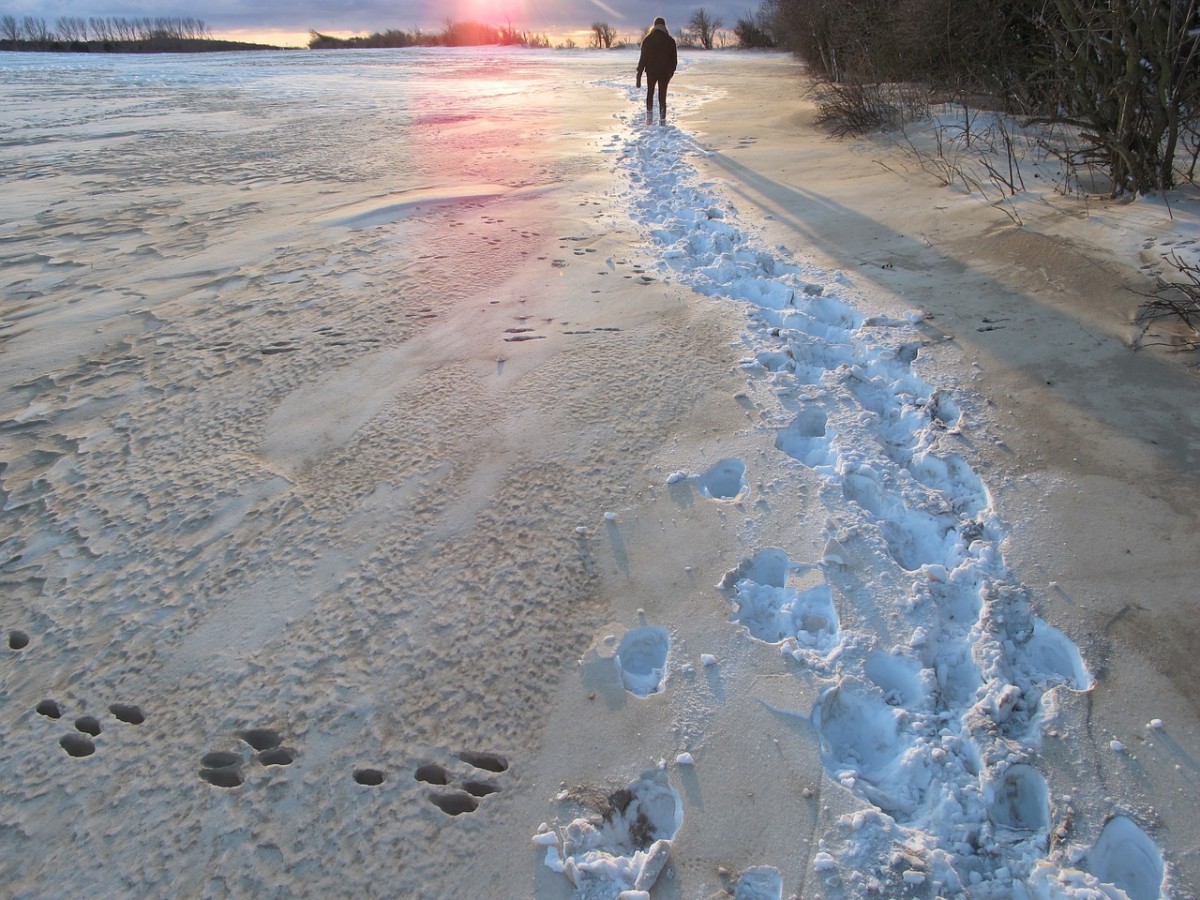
[657,75,672,120]
[645,75,657,112]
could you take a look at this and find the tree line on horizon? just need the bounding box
[308,20,551,50]
[4,14,204,44]
[0,13,281,51]
[309,8,775,51]
[0,7,776,53]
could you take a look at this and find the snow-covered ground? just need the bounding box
[2,49,1197,899]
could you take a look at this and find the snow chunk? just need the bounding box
[813,851,838,872]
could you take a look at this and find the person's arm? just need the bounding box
[669,40,678,75]
[636,44,646,86]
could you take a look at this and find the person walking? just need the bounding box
[636,17,677,123]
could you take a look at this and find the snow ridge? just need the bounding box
[598,83,1166,899]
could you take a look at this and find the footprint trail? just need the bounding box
[583,78,1166,898]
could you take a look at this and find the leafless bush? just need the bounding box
[771,0,1200,196]
[813,80,928,137]
[1042,0,1200,195]
[1135,253,1200,353]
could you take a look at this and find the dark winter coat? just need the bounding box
[637,26,677,80]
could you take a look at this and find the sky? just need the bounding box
[3,0,758,47]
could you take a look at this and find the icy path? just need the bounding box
[588,81,1166,899]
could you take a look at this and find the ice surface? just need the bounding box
[1,46,1172,900]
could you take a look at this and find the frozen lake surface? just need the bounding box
[0,48,1170,898]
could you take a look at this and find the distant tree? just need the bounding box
[89,17,113,41]
[734,9,774,48]
[55,16,86,42]
[112,16,136,41]
[21,15,51,42]
[590,21,616,48]
[440,18,502,46]
[1,14,20,42]
[688,8,722,49]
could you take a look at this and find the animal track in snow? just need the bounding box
[38,698,142,759]
[259,747,295,766]
[198,727,293,789]
[36,700,62,719]
[415,763,450,785]
[462,780,500,797]
[718,547,791,591]
[457,749,508,773]
[841,467,963,573]
[59,733,96,758]
[428,791,479,816]
[201,751,242,768]
[199,750,245,788]
[863,651,926,708]
[813,679,922,818]
[109,703,145,725]
[353,768,386,786]
[200,767,245,789]
[417,750,509,815]
[238,727,283,751]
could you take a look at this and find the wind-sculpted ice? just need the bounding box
[604,89,1164,896]
[537,767,683,897]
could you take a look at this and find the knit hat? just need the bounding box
[653,17,666,26]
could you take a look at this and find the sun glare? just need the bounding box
[454,0,530,27]
[214,28,312,49]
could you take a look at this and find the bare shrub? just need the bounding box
[813,80,928,137]
[1135,253,1200,353]
[1041,0,1200,195]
